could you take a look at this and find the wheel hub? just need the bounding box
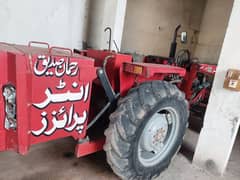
[138,107,179,167]
[140,113,168,153]
[153,128,166,145]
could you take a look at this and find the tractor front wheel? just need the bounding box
[104,81,189,180]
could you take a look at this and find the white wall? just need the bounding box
[0,0,89,49]
[193,0,239,174]
[87,0,127,51]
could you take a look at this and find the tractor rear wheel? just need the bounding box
[104,81,189,180]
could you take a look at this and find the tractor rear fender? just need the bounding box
[119,62,186,95]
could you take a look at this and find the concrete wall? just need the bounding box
[194,0,234,64]
[87,0,127,51]
[121,0,206,56]
[0,0,89,49]
[87,0,113,49]
[193,0,239,174]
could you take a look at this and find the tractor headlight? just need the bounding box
[2,85,16,129]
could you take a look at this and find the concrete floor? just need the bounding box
[159,130,240,180]
[0,131,239,180]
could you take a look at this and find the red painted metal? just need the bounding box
[0,41,216,157]
[199,63,216,75]
[0,42,97,155]
[181,63,216,104]
[85,49,132,91]
[123,62,186,77]
[181,63,199,100]
[190,88,207,105]
[75,138,105,157]
[120,62,186,95]
[83,49,186,96]
[28,41,50,50]
[0,51,18,152]
[50,46,73,56]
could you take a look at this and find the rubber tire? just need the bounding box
[104,81,189,180]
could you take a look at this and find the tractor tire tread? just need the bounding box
[104,81,189,180]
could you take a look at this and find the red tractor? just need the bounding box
[143,25,216,121]
[0,26,215,180]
